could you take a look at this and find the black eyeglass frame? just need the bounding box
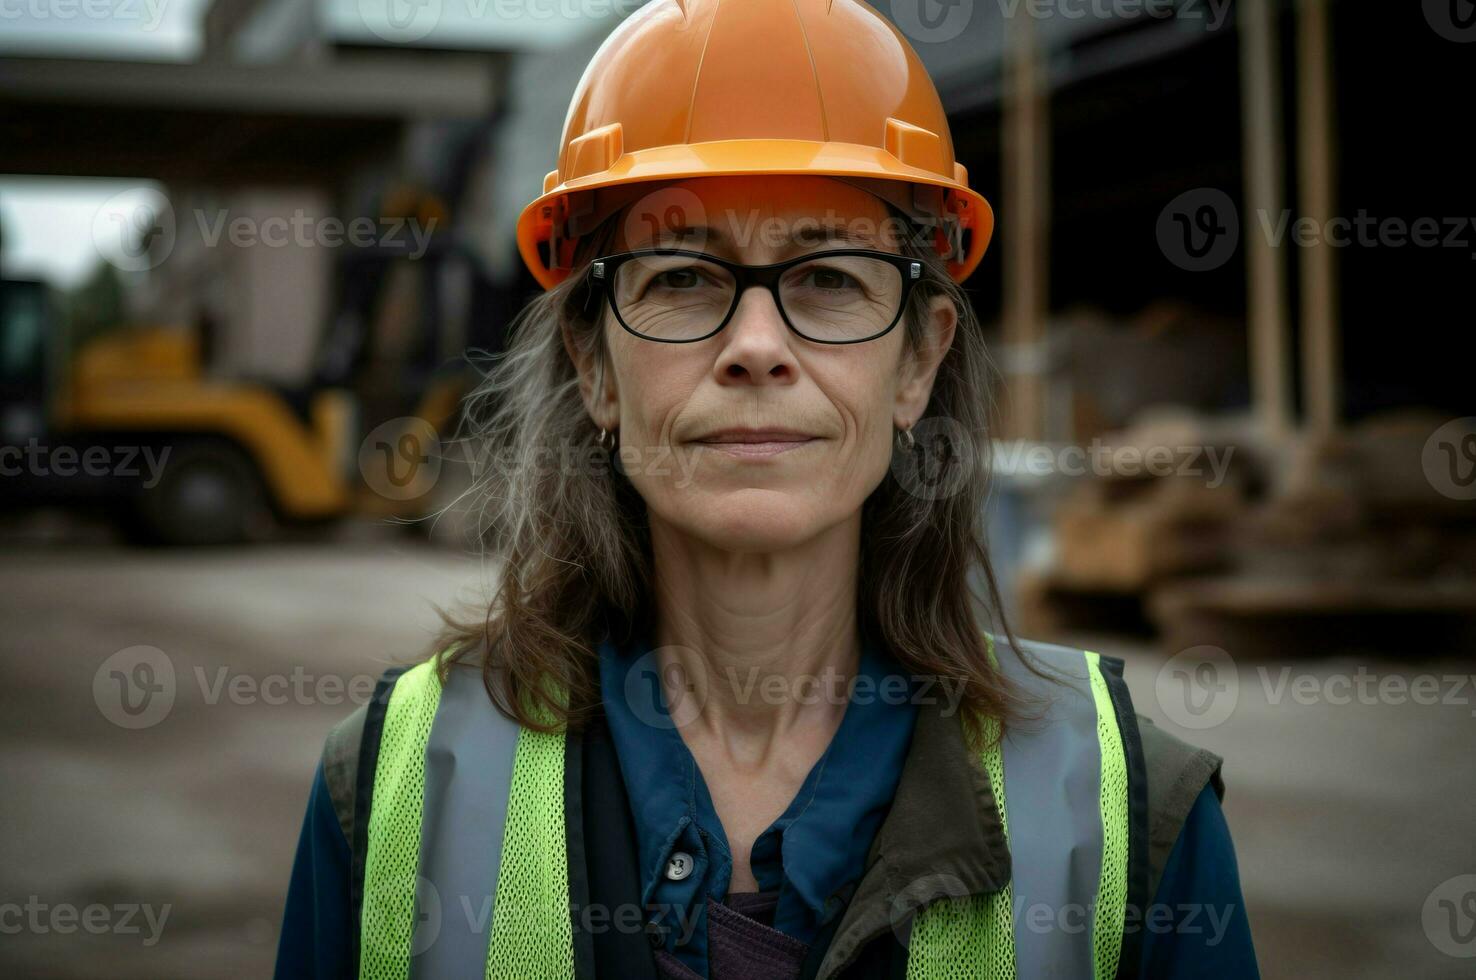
[579,247,925,345]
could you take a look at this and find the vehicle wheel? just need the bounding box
[132,441,269,546]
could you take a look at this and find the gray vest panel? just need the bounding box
[408,665,522,980]
[995,638,1108,978]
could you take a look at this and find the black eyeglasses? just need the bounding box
[576,247,924,344]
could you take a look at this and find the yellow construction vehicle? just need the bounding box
[0,237,477,545]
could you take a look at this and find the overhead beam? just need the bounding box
[0,54,497,184]
[0,55,495,119]
[0,103,402,185]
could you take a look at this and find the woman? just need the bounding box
[275,1,1258,977]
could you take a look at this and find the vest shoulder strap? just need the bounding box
[351,663,413,978]
[353,658,574,980]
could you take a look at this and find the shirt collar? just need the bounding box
[597,628,918,936]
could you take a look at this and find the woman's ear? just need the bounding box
[562,320,621,430]
[894,293,958,427]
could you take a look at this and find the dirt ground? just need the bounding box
[1,533,1472,978]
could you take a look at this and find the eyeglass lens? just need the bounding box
[609,253,905,342]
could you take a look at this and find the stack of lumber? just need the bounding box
[1019,410,1476,656]
[1148,411,1476,656]
[1016,410,1260,636]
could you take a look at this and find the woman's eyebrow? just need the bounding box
[792,224,883,248]
[640,225,725,247]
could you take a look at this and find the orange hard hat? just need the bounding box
[515,0,995,289]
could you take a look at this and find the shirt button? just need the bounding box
[665,851,695,881]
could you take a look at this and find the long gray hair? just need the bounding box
[434,198,1025,745]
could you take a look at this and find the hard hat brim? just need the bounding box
[516,138,994,290]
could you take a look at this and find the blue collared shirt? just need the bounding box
[598,629,917,977]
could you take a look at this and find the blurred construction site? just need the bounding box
[2,1,1474,977]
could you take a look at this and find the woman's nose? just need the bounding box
[712,286,799,385]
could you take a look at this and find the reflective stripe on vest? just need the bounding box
[904,640,1130,979]
[358,663,571,980]
[357,643,1133,979]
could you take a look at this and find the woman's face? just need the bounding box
[568,174,957,553]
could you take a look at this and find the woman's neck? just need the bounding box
[645,510,867,890]
[646,509,863,745]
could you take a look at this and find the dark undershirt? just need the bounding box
[654,890,811,980]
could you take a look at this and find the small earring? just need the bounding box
[895,424,915,452]
[598,427,610,449]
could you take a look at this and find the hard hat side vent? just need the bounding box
[883,117,949,178]
[565,122,625,183]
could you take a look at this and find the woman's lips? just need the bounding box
[690,430,818,459]
[695,438,817,458]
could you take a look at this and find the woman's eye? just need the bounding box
[806,267,858,290]
[654,267,702,289]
